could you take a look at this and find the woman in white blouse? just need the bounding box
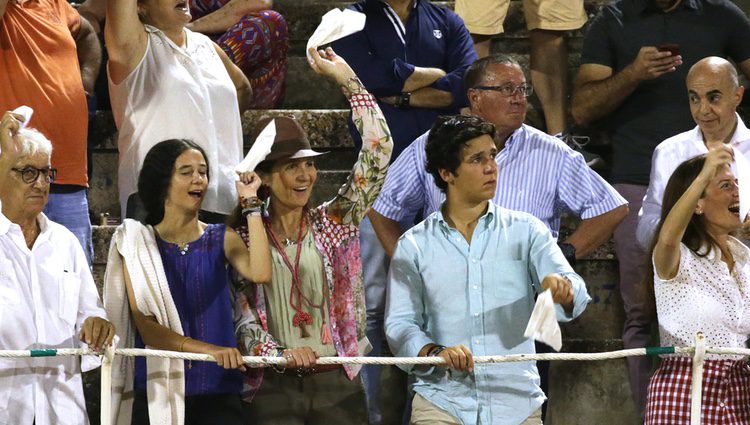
[105,0,253,221]
[646,146,750,424]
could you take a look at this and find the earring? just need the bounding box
[696,209,703,215]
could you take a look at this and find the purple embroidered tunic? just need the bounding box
[135,224,242,396]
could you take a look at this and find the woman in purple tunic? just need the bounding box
[121,139,272,424]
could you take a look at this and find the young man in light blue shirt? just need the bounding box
[385,115,591,425]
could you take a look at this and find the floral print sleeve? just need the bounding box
[232,275,281,359]
[324,93,394,226]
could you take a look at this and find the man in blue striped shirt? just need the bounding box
[370,54,628,419]
[370,55,628,256]
[385,115,591,424]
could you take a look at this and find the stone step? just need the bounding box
[283,51,584,109]
[274,0,595,108]
[90,103,555,220]
[274,0,606,56]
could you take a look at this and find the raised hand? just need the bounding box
[235,170,262,199]
[0,111,24,160]
[308,46,357,86]
[699,145,735,182]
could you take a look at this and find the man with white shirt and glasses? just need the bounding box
[638,56,750,249]
[385,115,591,425]
[369,54,628,419]
[0,111,115,425]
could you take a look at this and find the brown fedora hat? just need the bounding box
[250,116,327,164]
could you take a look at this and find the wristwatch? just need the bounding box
[395,91,411,108]
[558,242,577,267]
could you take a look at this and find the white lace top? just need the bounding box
[654,237,750,360]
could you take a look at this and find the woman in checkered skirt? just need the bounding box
[645,148,750,424]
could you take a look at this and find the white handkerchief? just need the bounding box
[306,8,366,62]
[523,289,562,352]
[12,105,33,129]
[235,119,276,176]
[732,149,750,222]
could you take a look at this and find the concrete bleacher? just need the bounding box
[84,0,746,423]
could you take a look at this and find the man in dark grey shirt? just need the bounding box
[571,0,750,417]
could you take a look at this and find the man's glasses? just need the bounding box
[472,83,533,97]
[11,166,57,184]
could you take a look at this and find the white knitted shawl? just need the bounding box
[103,219,185,425]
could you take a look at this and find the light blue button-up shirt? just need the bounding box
[385,202,591,425]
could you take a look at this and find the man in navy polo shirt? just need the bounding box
[571,0,750,416]
[333,0,477,157]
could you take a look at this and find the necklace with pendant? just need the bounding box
[177,242,190,255]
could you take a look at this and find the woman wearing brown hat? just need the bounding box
[230,47,394,423]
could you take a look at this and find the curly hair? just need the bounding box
[137,139,209,225]
[425,115,496,193]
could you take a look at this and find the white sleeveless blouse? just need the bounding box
[109,25,242,216]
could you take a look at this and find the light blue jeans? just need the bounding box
[360,216,413,425]
[44,186,93,267]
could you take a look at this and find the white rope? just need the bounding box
[4,345,750,366]
[691,332,707,425]
[4,332,746,425]
[0,348,89,358]
[111,347,697,366]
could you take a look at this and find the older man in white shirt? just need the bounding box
[0,110,115,425]
[638,57,750,250]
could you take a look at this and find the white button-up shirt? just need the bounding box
[637,114,750,249]
[0,211,107,425]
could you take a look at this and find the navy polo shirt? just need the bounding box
[333,0,477,159]
[580,0,750,185]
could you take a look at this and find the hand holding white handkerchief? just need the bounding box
[235,119,276,177]
[306,8,366,63]
[1,106,32,158]
[523,289,562,352]
[12,105,33,129]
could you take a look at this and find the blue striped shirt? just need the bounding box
[372,124,627,238]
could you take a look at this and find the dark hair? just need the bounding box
[657,154,718,257]
[463,54,521,94]
[643,154,717,319]
[137,139,209,225]
[425,115,496,193]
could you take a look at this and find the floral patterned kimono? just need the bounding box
[233,92,393,402]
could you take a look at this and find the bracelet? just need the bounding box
[178,336,191,352]
[340,76,366,97]
[241,196,263,210]
[426,344,446,357]
[242,206,262,218]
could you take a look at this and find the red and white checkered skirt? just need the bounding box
[645,356,750,424]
